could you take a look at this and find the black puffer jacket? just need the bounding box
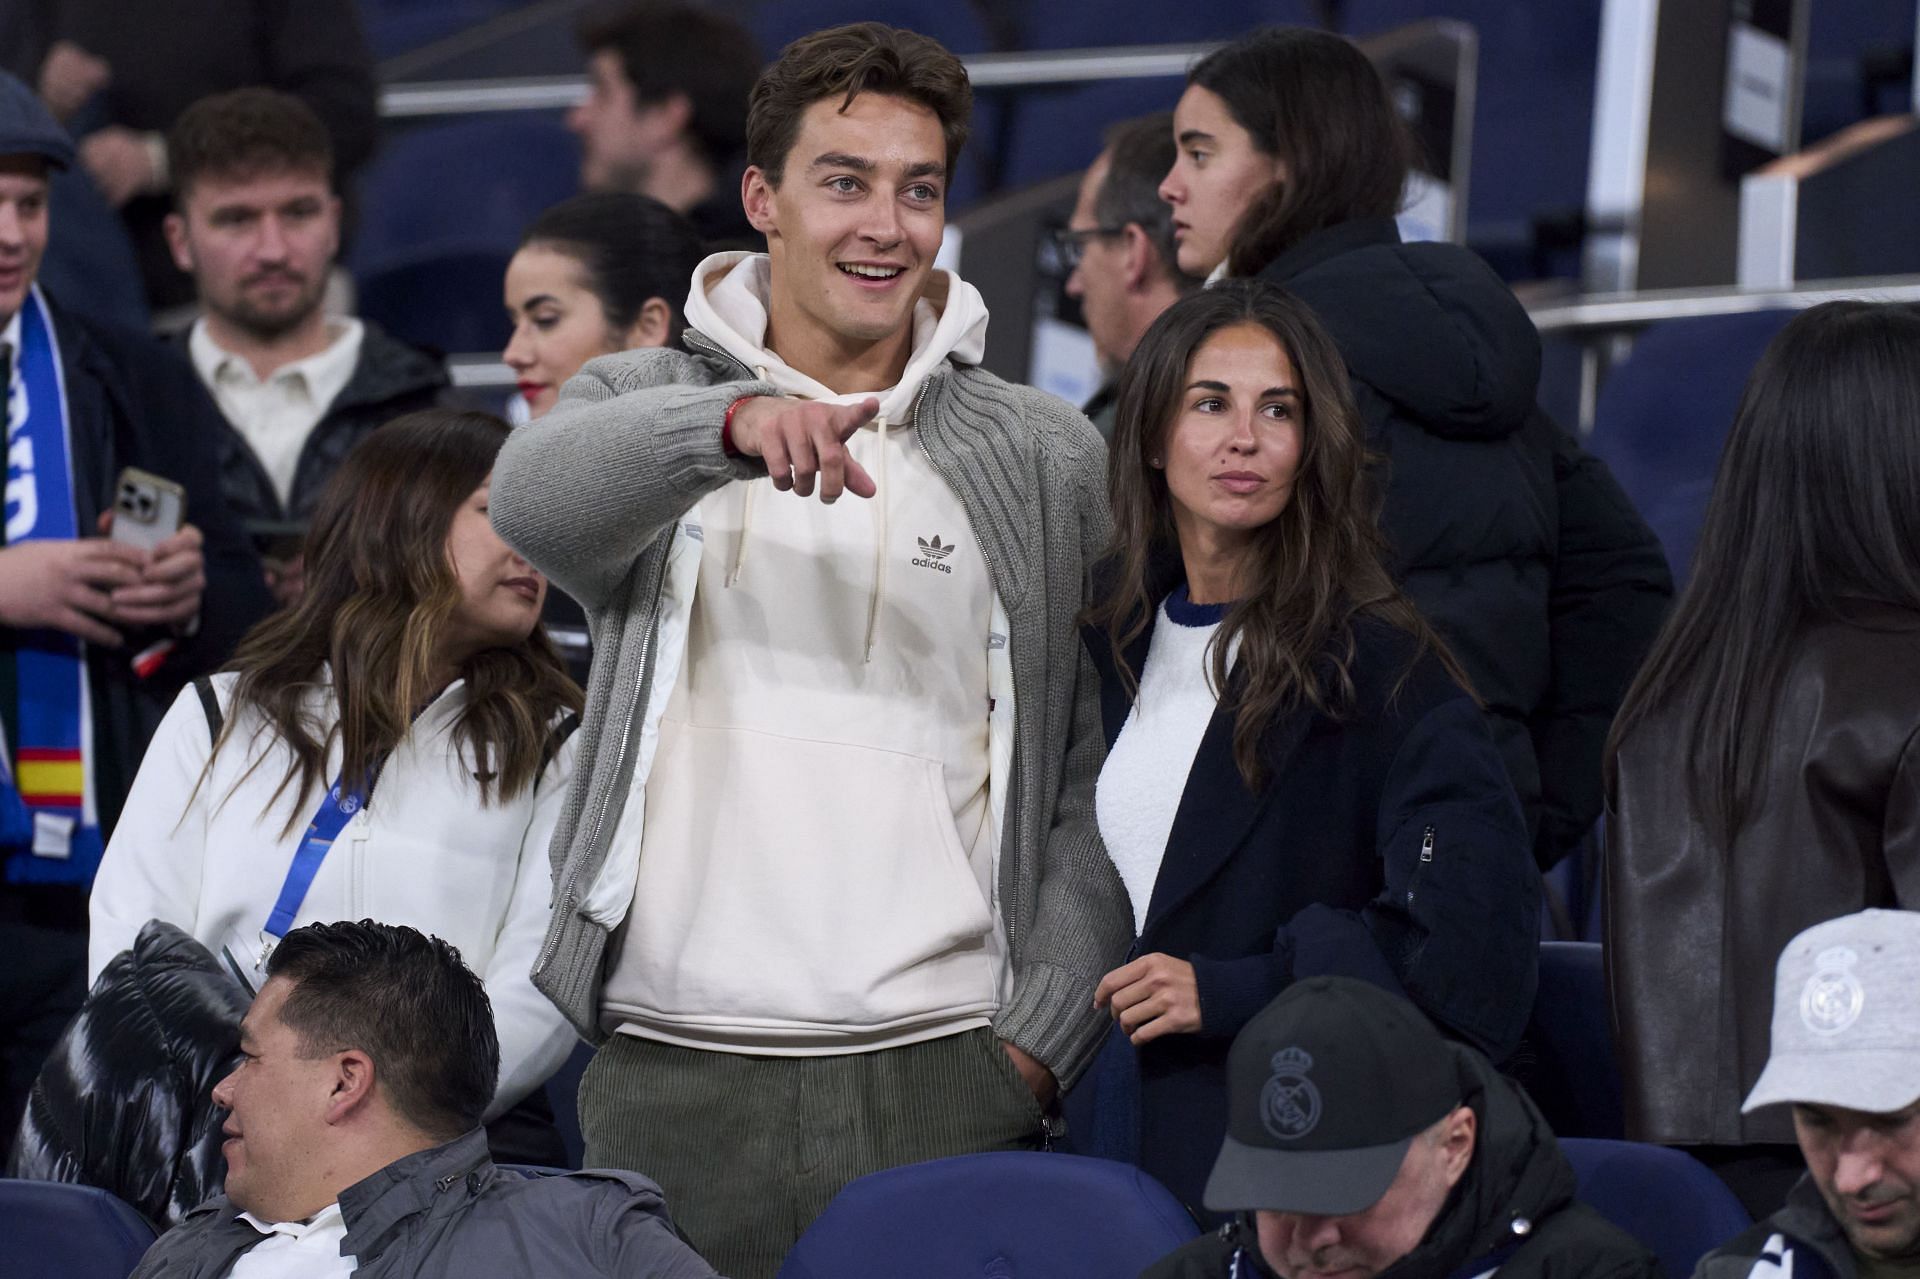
[7,920,244,1228]
[1142,1046,1662,1279]
[1260,220,1673,868]
[205,321,451,529]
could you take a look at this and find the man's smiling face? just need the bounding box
[745,91,947,353]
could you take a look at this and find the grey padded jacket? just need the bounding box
[487,334,1133,1088]
[128,1130,718,1277]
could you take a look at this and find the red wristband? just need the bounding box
[721,396,752,456]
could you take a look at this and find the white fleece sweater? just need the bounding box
[88,674,578,1116]
[599,253,1011,1053]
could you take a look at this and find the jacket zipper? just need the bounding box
[1407,825,1435,907]
[536,341,747,970]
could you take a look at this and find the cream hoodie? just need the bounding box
[600,252,1012,1053]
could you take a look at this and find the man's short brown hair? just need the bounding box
[169,88,334,206]
[746,23,972,188]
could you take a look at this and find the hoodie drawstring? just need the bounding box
[863,414,890,663]
[726,366,773,587]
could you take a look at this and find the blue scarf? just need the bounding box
[3,286,100,885]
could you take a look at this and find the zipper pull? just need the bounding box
[1420,826,1435,863]
[350,807,371,846]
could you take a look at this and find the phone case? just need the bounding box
[111,468,187,553]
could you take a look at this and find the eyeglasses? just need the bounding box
[1050,225,1128,272]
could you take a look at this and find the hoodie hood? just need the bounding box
[681,250,988,423]
[679,250,992,662]
[1260,219,1541,443]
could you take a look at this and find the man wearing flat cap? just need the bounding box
[1696,910,1920,1279]
[0,70,267,1148]
[1143,976,1658,1279]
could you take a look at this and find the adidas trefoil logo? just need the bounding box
[912,534,955,574]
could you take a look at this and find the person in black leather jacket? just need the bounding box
[1156,26,1672,870]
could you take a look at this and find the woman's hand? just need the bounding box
[1094,953,1202,1045]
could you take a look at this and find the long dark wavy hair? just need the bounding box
[1606,301,1920,844]
[1086,280,1468,788]
[215,410,581,827]
[1187,26,1414,278]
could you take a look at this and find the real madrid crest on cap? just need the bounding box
[1744,910,1920,1117]
[1800,945,1865,1036]
[1261,1047,1322,1141]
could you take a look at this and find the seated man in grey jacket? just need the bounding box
[130,920,714,1279]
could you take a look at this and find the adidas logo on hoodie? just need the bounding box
[913,534,955,574]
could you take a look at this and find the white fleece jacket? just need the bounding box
[88,675,578,1117]
[598,252,1014,1053]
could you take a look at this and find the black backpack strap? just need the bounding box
[192,676,224,745]
[540,712,581,774]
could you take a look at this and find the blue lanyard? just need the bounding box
[264,776,370,938]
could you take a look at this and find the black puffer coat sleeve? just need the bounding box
[1531,419,1673,866]
[6,920,246,1227]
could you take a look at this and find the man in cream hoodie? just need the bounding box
[489,22,1132,1278]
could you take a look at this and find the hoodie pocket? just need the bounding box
[616,722,999,1035]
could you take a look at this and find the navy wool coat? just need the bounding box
[1068,598,1540,1218]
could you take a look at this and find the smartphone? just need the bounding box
[110,467,187,553]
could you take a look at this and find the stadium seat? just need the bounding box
[1561,1139,1752,1276]
[360,0,513,60]
[776,1151,1199,1279]
[347,118,580,275]
[356,241,509,355]
[1586,310,1796,583]
[754,0,991,59]
[997,0,1308,193]
[0,1179,158,1279]
[1520,941,1624,1140]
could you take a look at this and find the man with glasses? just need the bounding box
[1058,113,1197,438]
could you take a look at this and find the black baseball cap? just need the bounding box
[0,73,75,170]
[1204,976,1464,1216]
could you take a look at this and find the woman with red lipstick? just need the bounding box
[1072,281,1537,1218]
[503,193,706,678]
[503,193,706,420]
[89,409,584,1165]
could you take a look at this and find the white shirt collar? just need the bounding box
[189,317,364,395]
[2,308,21,356]
[237,1201,346,1240]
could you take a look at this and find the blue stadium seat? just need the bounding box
[754,0,991,59]
[0,1179,158,1279]
[356,241,509,355]
[997,0,1311,193]
[348,118,580,275]
[1586,310,1796,583]
[1521,941,1624,1140]
[1342,0,1603,274]
[1561,1139,1752,1276]
[362,2,512,61]
[775,1151,1199,1279]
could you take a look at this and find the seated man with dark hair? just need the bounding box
[131,920,716,1279]
[1146,977,1658,1279]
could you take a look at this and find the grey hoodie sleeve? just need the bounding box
[489,348,774,610]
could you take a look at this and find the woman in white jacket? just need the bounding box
[90,409,582,1159]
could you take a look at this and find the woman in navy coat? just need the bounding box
[1074,281,1539,1216]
